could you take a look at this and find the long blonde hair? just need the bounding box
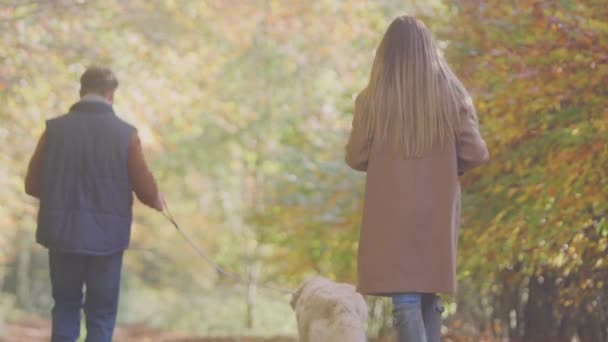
[360,15,471,157]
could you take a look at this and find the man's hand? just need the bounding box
[153,192,165,212]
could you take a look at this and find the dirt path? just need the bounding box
[4,317,475,341]
[3,317,296,342]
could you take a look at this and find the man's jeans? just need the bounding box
[392,293,444,342]
[49,250,123,342]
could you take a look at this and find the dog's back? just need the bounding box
[292,276,368,342]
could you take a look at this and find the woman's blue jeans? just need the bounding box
[392,293,444,342]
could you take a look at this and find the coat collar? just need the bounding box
[69,97,115,115]
[80,94,111,103]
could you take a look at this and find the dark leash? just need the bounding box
[161,201,294,296]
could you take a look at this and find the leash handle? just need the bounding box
[161,199,178,229]
[160,200,294,295]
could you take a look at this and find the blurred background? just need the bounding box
[1,0,606,341]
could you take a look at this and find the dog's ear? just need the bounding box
[290,284,304,310]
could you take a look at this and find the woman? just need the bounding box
[345,16,489,342]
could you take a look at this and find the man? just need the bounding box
[25,66,163,342]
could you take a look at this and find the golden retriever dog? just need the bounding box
[290,276,368,342]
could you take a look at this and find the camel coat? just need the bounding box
[345,94,489,295]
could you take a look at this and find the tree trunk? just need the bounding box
[16,229,33,311]
[523,273,567,341]
[577,301,604,342]
[245,261,261,329]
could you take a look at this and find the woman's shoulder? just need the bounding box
[355,88,370,105]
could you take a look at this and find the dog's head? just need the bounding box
[290,276,331,310]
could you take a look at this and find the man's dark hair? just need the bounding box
[79,66,118,97]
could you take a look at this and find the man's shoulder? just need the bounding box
[113,114,135,130]
[45,112,73,126]
[46,111,135,136]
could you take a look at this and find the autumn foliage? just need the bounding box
[440,0,608,339]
